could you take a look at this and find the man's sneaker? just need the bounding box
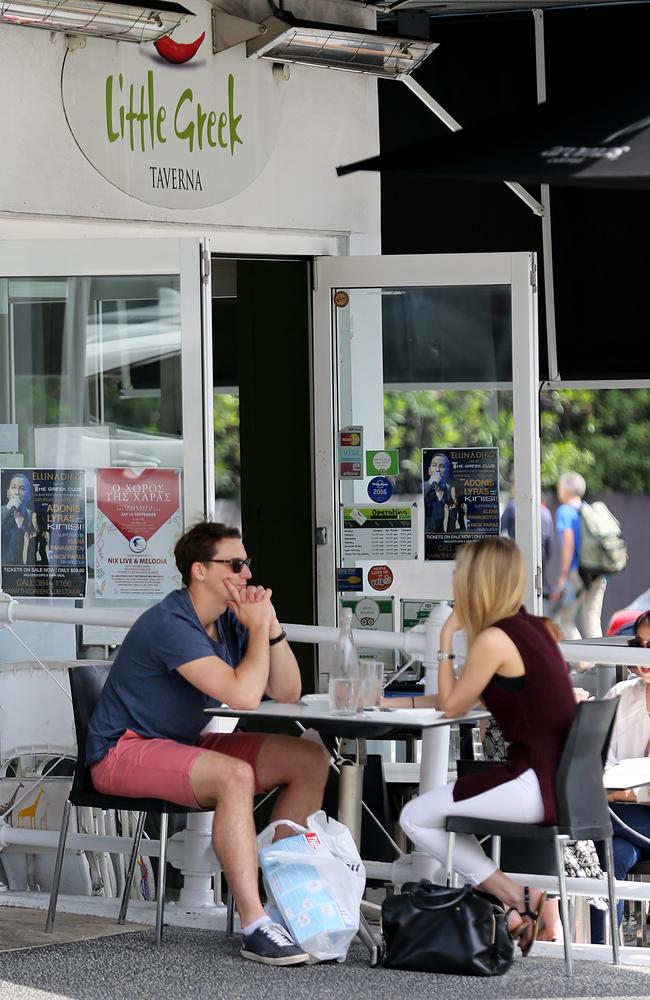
[240,922,309,966]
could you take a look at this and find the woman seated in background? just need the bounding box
[591,610,650,943]
[398,536,577,957]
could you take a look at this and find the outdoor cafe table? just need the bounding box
[205,694,489,965]
[204,697,489,845]
[205,698,488,962]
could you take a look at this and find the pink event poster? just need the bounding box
[94,468,183,599]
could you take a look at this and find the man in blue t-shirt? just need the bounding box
[87,521,329,966]
[551,472,606,640]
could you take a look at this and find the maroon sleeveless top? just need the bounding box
[452,608,576,824]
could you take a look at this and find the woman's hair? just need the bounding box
[539,615,562,643]
[453,536,526,640]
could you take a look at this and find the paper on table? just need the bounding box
[603,758,650,790]
[300,695,445,725]
[362,708,445,725]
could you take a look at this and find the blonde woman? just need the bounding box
[399,536,577,956]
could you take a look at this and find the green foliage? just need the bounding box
[209,386,650,503]
[384,389,513,494]
[214,393,241,499]
[384,387,650,496]
[540,388,650,493]
[102,376,162,435]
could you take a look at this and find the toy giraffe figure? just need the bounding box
[17,788,45,830]
[0,783,24,825]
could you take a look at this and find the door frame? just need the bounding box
[312,251,540,631]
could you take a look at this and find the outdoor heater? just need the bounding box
[212,9,437,79]
[0,0,191,42]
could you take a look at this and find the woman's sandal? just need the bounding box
[505,888,548,957]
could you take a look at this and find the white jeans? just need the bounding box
[400,769,545,885]
[557,569,607,641]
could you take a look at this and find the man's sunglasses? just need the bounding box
[628,636,650,648]
[206,557,252,573]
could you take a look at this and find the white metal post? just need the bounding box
[511,252,542,612]
[533,8,560,381]
[199,237,216,520]
[180,238,209,525]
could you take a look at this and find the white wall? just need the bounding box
[0,2,380,248]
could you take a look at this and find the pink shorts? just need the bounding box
[90,729,268,809]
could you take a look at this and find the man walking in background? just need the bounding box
[551,472,607,640]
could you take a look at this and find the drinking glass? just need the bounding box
[359,659,383,709]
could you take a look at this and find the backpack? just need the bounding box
[579,501,627,581]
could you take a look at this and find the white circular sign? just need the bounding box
[61,22,283,209]
[372,451,392,473]
[354,598,381,627]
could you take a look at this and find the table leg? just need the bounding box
[337,738,366,847]
[391,725,451,887]
[419,726,451,793]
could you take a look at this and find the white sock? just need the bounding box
[242,915,272,937]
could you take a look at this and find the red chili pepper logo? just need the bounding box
[154,30,205,64]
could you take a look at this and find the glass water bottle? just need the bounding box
[329,608,360,715]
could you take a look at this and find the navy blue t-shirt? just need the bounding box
[86,588,248,765]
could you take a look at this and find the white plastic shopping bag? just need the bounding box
[257,810,366,962]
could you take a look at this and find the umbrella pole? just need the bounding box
[533,7,560,380]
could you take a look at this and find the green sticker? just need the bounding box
[365,449,399,477]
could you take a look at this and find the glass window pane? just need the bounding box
[212,259,241,529]
[336,284,513,628]
[540,387,650,638]
[3,275,182,470]
[0,274,183,644]
[381,285,511,384]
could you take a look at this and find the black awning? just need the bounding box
[338,87,650,189]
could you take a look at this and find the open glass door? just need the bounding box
[313,252,540,666]
[0,237,211,658]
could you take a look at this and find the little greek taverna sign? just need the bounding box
[61,18,282,209]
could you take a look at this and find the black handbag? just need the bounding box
[381,879,515,976]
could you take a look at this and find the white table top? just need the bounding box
[604,758,650,790]
[205,694,489,735]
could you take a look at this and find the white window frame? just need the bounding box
[0,237,212,522]
[312,251,540,628]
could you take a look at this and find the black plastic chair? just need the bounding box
[45,663,198,945]
[445,699,620,976]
